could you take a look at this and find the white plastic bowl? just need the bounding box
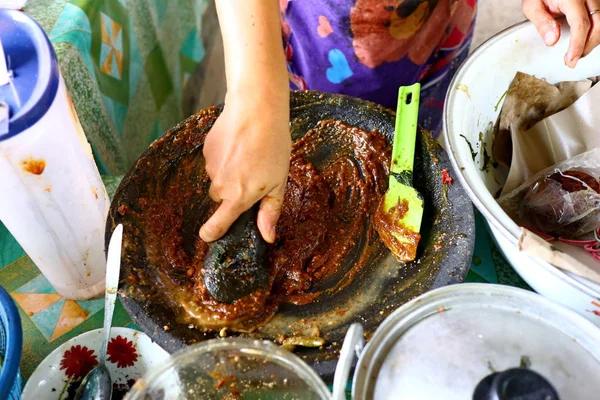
[443,20,600,326]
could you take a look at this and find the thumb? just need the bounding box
[200,200,243,242]
[257,186,285,244]
[523,0,560,46]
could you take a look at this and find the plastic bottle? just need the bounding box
[0,10,109,300]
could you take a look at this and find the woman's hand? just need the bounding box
[523,0,600,67]
[201,1,290,244]
[200,91,291,244]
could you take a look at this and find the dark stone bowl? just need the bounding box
[106,91,475,383]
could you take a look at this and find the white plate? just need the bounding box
[22,327,169,400]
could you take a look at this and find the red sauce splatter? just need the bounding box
[22,158,46,175]
[442,169,453,184]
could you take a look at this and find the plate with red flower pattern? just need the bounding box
[22,327,169,400]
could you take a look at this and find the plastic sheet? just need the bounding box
[494,72,600,240]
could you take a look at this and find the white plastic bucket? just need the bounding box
[443,20,600,325]
[0,10,109,300]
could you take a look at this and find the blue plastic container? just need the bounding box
[0,284,23,399]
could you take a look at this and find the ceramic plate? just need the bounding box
[22,327,169,400]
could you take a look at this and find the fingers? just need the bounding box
[523,0,561,46]
[561,0,591,66]
[583,0,600,56]
[200,200,244,243]
[257,185,286,243]
[201,188,284,244]
[208,183,220,202]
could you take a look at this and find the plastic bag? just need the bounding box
[492,72,599,196]
[498,148,600,238]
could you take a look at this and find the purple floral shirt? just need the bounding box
[280,0,477,135]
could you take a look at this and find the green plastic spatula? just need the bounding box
[374,83,424,262]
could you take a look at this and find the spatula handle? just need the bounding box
[391,83,421,177]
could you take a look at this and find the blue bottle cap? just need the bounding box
[0,9,60,141]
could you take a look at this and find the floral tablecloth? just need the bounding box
[0,0,530,391]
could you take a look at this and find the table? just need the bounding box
[0,0,531,392]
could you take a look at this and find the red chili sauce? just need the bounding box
[121,109,393,331]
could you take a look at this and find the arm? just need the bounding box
[523,0,600,67]
[200,0,291,244]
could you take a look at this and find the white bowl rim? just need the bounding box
[443,20,600,297]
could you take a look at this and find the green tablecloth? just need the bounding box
[0,0,531,390]
[24,0,224,176]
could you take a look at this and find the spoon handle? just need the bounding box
[100,224,123,364]
[332,323,364,400]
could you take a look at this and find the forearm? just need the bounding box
[215,0,289,100]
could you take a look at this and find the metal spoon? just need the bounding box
[76,224,124,400]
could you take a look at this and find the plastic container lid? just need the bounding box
[0,9,59,140]
[0,284,22,399]
[351,283,600,400]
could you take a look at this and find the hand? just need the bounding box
[523,0,600,67]
[200,91,291,244]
